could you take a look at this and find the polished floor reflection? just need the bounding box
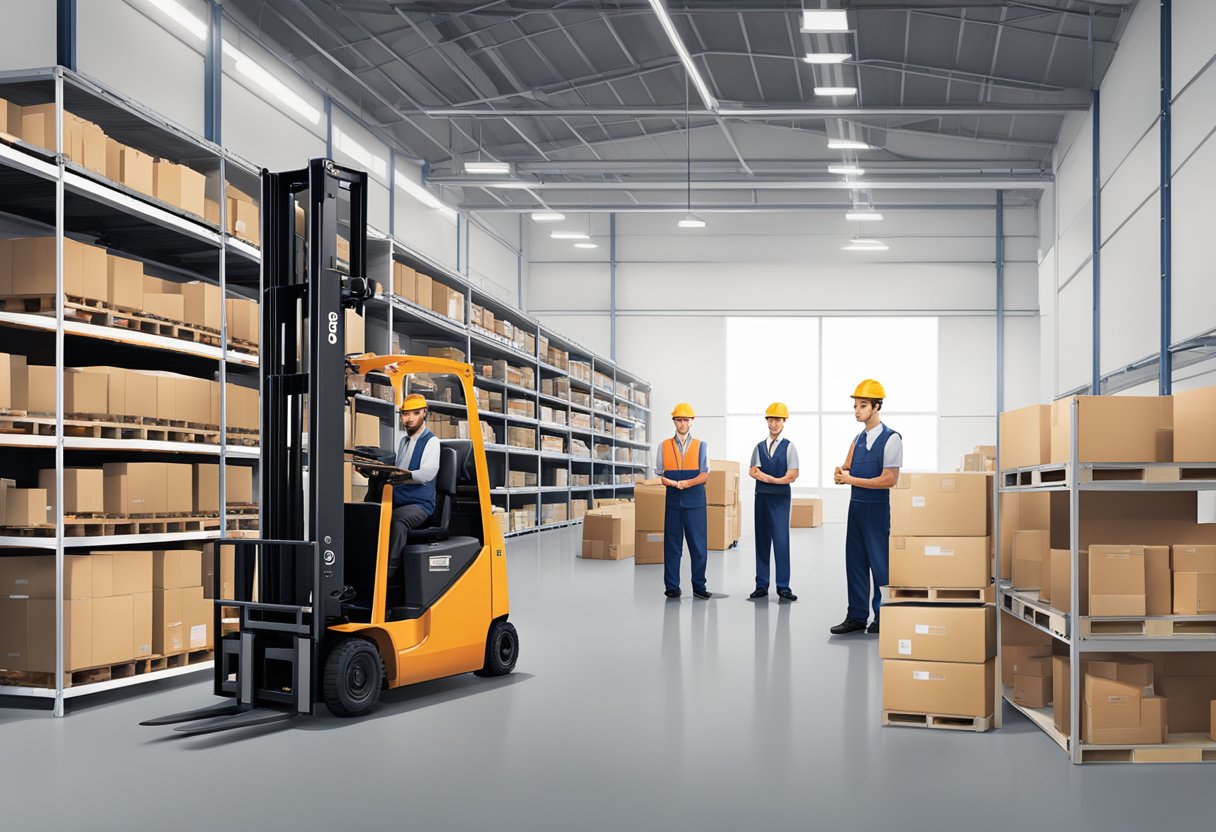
[1,520,1212,829]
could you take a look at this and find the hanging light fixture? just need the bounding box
[679,73,706,230]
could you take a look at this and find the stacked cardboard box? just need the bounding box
[226,184,260,245]
[507,426,536,450]
[959,444,997,473]
[581,502,635,559]
[225,297,260,350]
[152,549,213,655]
[884,471,995,724]
[790,497,823,528]
[1084,660,1167,745]
[1172,386,1216,462]
[707,460,741,550]
[0,478,49,527]
[1172,544,1216,615]
[633,480,665,565]
[541,503,568,526]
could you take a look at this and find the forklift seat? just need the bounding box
[405,441,470,542]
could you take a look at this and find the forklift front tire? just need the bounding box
[323,638,384,717]
[474,620,518,677]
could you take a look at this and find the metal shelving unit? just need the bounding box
[998,398,1216,764]
[0,67,262,713]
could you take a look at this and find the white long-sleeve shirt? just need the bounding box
[395,429,440,483]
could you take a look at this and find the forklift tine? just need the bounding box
[140,701,246,726]
[172,710,297,736]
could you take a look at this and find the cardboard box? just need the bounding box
[153,588,185,655]
[1145,545,1171,616]
[124,369,158,420]
[183,585,212,649]
[881,658,995,718]
[1001,626,1052,687]
[1051,396,1173,465]
[204,544,236,600]
[635,480,665,531]
[581,504,635,560]
[1159,654,1216,733]
[104,254,143,311]
[1084,674,1166,745]
[0,555,101,599]
[1053,655,1071,734]
[891,473,989,537]
[11,236,108,301]
[707,504,737,550]
[229,196,260,245]
[393,262,416,302]
[181,282,221,330]
[416,273,433,310]
[1172,386,1216,463]
[345,410,380,449]
[1013,673,1052,709]
[0,97,21,137]
[153,160,206,217]
[225,382,259,431]
[226,464,254,505]
[635,530,664,564]
[889,536,990,589]
[225,298,259,345]
[64,113,107,176]
[1089,544,1146,616]
[144,291,185,322]
[193,463,218,513]
[999,404,1050,470]
[1174,572,1216,615]
[998,491,1050,580]
[92,594,134,666]
[103,462,166,515]
[19,103,57,152]
[37,467,104,515]
[345,308,365,355]
[706,469,739,507]
[1011,529,1049,590]
[1172,544,1216,573]
[5,488,49,526]
[106,139,154,195]
[2,598,93,672]
[791,498,823,528]
[0,352,28,411]
[1050,548,1089,614]
[102,550,153,596]
[879,605,995,663]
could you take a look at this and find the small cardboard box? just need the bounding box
[1051,396,1173,465]
[891,473,989,537]
[1174,572,1216,615]
[889,536,991,589]
[91,594,134,666]
[12,236,108,301]
[0,554,100,599]
[1002,643,1052,688]
[791,498,823,528]
[635,530,664,564]
[103,462,166,515]
[144,292,185,323]
[393,262,416,302]
[1050,548,1089,614]
[153,588,184,655]
[1172,386,1216,463]
[999,404,1050,471]
[345,308,365,355]
[416,273,433,311]
[0,352,28,411]
[37,467,104,515]
[1171,544,1216,573]
[581,504,635,560]
[881,658,995,719]
[64,114,107,176]
[1012,529,1050,590]
[707,504,737,550]
[153,160,206,217]
[1013,673,1052,709]
[634,480,665,532]
[1084,674,1166,745]
[5,489,49,527]
[226,464,254,505]
[1089,544,1146,616]
[225,298,259,345]
[19,103,57,152]
[183,585,212,649]
[229,197,260,245]
[106,139,155,195]
[879,605,995,663]
[998,491,1050,581]
[193,463,218,513]
[181,282,221,330]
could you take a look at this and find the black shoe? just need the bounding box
[665,588,682,598]
[693,588,712,599]
[867,621,880,634]
[777,589,798,602]
[749,588,768,600]
[830,618,867,635]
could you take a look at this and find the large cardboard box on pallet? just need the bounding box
[791,498,823,528]
[1172,386,1216,463]
[153,160,206,218]
[0,352,29,411]
[183,585,213,650]
[879,606,995,663]
[103,462,190,515]
[998,491,1050,581]
[890,536,990,589]
[181,281,221,331]
[891,473,989,537]
[1050,395,1173,465]
[37,467,104,515]
[1172,543,1216,615]
[153,588,185,655]
[581,504,635,560]
[106,139,154,195]
[0,598,93,672]
[999,404,1050,470]
[4,488,49,527]
[225,298,259,347]
[1084,672,1167,745]
[882,658,995,719]
[106,254,144,311]
[10,237,108,301]
[26,366,108,415]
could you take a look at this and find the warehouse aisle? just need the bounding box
[1,521,1212,830]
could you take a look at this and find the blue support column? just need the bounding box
[1159,0,1173,394]
[56,0,76,70]
[204,1,222,143]
[1092,88,1102,395]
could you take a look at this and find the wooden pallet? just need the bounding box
[882,585,996,605]
[224,508,259,533]
[1004,462,1216,489]
[2,413,222,444]
[1002,590,1069,639]
[3,295,224,347]
[1,513,222,537]
[1079,735,1216,764]
[1080,616,1216,638]
[228,337,259,355]
[226,428,260,447]
[882,710,994,733]
[0,649,213,689]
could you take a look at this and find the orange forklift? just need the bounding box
[144,160,517,734]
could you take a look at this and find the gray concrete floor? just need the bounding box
[2,522,1212,830]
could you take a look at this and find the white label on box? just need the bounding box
[924,546,954,557]
[914,624,947,636]
[190,625,206,648]
[914,625,930,635]
[14,578,29,585]
[912,671,943,682]
[911,496,925,508]
[898,639,912,656]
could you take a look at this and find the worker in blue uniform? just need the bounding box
[831,380,902,635]
[388,393,440,578]
[655,403,712,599]
[748,402,800,601]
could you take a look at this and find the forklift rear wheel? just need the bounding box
[474,620,518,677]
[323,638,384,717]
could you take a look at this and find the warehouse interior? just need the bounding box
[2,1,1216,828]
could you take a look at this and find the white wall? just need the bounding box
[0,0,55,70]
[1045,0,1216,395]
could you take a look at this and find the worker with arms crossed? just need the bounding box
[656,403,712,599]
[388,393,440,577]
[831,380,901,635]
[749,402,799,601]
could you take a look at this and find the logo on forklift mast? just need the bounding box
[327,311,339,345]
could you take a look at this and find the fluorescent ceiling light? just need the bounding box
[828,139,872,150]
[531,212,566,222]
[551,231,590,240]
[648,0,718,110]
[843,237,889,251]
[222,42,321,124]
[815,86,858,97]
[804,52,851,64]
[828,165,865,175]
[393,169,457,221]
[678,215,707,229]
[483,182,533,189]
[147,0,206,41]
[333,126,387,179]
[846,211,884,222]
[463,161,512,175]
[574,242,599,249]
[802,10,849,32]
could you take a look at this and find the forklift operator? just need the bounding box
[389,393,441,575]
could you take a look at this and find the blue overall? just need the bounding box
[845,425,898,623]
[662,438,708,593]
[392,429,436,516]
[754,438,792,591]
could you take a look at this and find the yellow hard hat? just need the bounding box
[401,393,428,412]
[852,379,886,399]
[671,402,696,419]
[765,402,790,419]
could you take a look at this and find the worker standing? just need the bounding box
[656,403,712,599]
[388,393,441,576]
[749,403,800,601]
[830,380,902,635]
